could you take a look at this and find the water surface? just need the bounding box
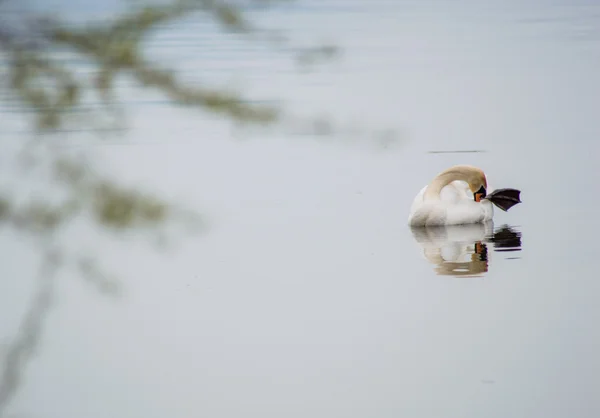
[1,1,600,418]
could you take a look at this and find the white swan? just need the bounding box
[408,165,521,227]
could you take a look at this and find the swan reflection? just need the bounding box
[410,222,522,277]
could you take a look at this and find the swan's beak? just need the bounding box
[474,185,486,202]
[483,188,522,212]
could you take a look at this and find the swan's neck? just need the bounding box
[424,171,467,200]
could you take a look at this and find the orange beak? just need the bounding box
[475,193,484,202]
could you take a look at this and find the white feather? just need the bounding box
[409,180,494,226]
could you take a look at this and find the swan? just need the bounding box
[408,165,521,227]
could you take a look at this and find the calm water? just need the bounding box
[1,1,600,417]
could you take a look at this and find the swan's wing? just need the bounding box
[411,181,469,209]
[444,199,493,225]
[409,185,428,213]
[439,180,472,202]
[409,185,446,226]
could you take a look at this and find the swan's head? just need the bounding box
[467,171,488,202]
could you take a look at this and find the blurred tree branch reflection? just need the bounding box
[0,250,59,417]
[0,1,399,414]
[0,0,370,137]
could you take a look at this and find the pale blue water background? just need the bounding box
[1,1,600,417]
